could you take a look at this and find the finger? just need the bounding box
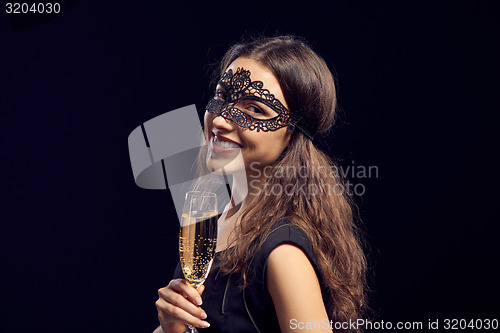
[198,284,205,296]
[167,279,203,306]
[156,298,210,329]
[158,287,206,319]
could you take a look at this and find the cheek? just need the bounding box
[243,131,286,158]
[204,112,216,139]
[204,112,212,128]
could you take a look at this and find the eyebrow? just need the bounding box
[216,67,287,115]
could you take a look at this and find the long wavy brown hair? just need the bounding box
[202,35,367,330]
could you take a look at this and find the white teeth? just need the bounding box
[214,137,240,148]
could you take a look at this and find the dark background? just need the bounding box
[1,0,498,332]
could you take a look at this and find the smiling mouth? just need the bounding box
[213,136,241,149]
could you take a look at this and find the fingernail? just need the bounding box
[200,311,207,319]
[198,321,210,328]
[196,296,202,306]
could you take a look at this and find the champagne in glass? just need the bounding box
[179,211,218,288]
[179,191,218,332]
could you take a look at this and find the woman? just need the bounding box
[154,35,367,333]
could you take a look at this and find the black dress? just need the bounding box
[173,217,333,333]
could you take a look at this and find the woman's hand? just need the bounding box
[155,279,210,332]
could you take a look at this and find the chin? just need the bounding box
[207,152,246,175]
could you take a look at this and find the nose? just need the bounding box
[212,113,236,132]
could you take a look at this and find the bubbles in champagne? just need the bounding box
[179,212,218,287]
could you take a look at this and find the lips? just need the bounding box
[213,132,242,147]
[210,132,242,155]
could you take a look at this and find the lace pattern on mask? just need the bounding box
[206,67,300,132]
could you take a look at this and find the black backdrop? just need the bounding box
[1,1,498,332]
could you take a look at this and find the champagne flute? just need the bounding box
[179,191,218,332]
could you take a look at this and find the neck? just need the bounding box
[215,167,268,252]
[225,167,268,218]
[224,168,249,219]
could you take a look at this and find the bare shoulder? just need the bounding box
[267,243,332,332]
[266,218,317,283]
[267,243,319,289]
[267,243,312,270]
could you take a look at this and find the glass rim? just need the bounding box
[185,191,216,197]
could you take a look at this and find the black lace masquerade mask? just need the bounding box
[206,67,313,140]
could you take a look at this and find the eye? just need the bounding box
[215,90,228,101]
[246,104,263,114]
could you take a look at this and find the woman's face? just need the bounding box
[204,57,291,177]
